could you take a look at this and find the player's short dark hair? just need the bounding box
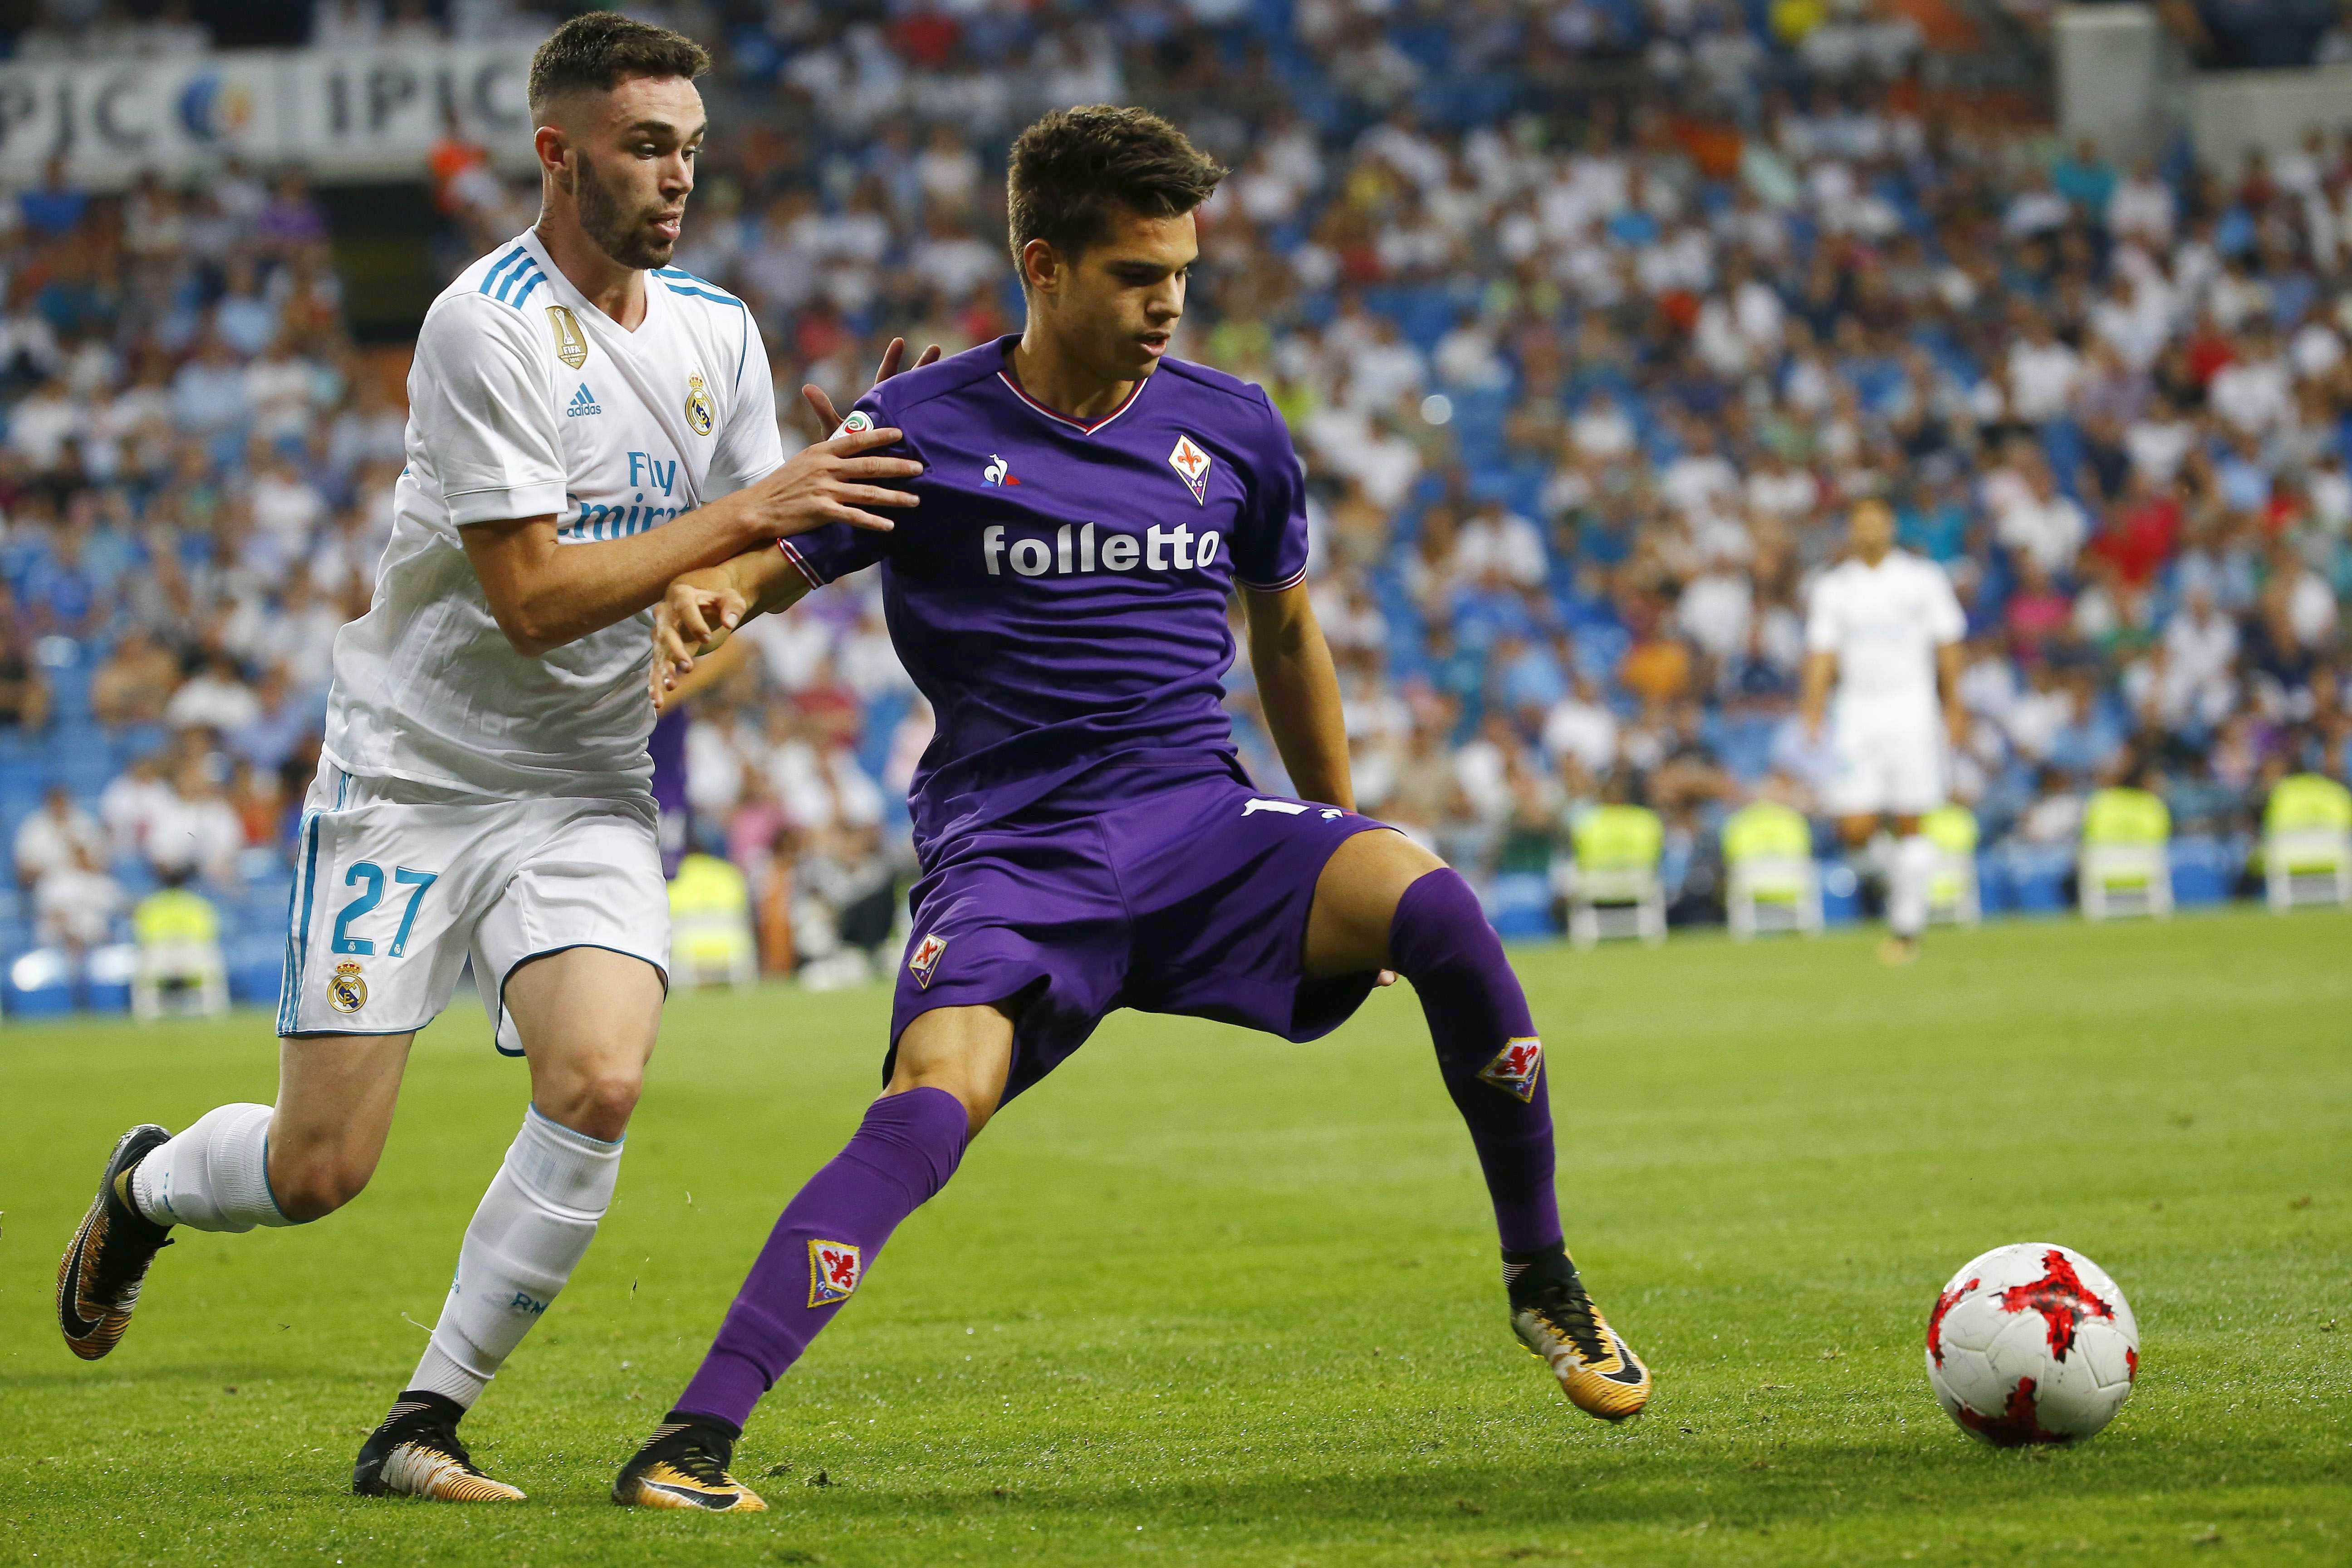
[1006,106,1226,270]
[528,12,710,120]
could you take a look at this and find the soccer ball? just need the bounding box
[1924,1243,2139,1446]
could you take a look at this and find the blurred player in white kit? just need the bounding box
[1799,499,1967,964]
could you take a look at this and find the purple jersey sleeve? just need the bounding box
[776,387,926,588]
[1229,388,1310,592]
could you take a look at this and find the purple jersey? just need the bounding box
[780,336,1309,858]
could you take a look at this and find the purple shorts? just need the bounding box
[887,761,1388,1102]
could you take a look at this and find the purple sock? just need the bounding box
[1388,868,1564,1254]
[675,1086,971,1429]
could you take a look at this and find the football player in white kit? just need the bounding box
[1799,498,1968,965]
[56,15,926,1500]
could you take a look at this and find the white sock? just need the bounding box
[1890,833,1937,939]
[408,1106,622,1409]
[131,1103,294,1232]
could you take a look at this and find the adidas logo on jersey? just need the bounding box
[568,383,602,418]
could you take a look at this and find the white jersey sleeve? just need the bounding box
[1803,573,1843,654]
[1922,559,1966,646]
[408,294,566,525]
[707,323,784,495]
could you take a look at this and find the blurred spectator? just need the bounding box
[146,758,243,887]
[15,784,105,890]
[92,629,183,727]
[35,841,123,955]
[165,655,262,735]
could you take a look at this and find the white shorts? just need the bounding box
[1823,717,1946,819]
[279,762,669,1053]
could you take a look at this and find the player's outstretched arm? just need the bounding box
[1798,650,1836,741]
[1243,580,1356,812]
[461,422,921,658]
[649,548,808,710]
[1936,638,1968,748]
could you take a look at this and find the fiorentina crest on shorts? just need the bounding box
[1168,433,1211,504]
[1478,1037,1544,1102]
[907,932,948,989]
[807,1239,863,1306]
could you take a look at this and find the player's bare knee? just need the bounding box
[887,1061,1001,1136]
[269,1148,373,1222]
[535,1068,643,1144]
[572,1071,644,1142]
[1307,829,1444,974]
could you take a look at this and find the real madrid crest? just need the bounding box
[545,305,589,370]
[684,371,715,436]
[328,960,368,1014]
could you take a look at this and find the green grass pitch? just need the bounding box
[5,909,2348,1566]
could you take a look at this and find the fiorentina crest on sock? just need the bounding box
[1478,1037,1544,1102]
[807,1240,863,1306]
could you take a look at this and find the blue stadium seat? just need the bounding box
[1819,860,1862,925]
[1483,872,1557,939]
[2169,836,2242,905]
[108,724,169,770]
[85,942,135,1014]
[226,933,286,1007]
[1989,843,2076,913]
[4,947,76,1018]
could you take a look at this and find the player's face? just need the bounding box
[1849,501,1894,560]
[552,75,705,271]
[1044,206,1196,380]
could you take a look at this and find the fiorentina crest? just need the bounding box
[808,1239,863,1306]
[1168,433,1211,504]
[1478,1037,1544,1102]
[907,932,948,989]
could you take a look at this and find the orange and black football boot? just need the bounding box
[1507,1248,1653,1421]
[58,1124,175,1361]
[353,1392,526,1501]
[613,1414,768,1512]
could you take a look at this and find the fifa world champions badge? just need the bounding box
[328,961,369,1014]
[545,304,589,369]
[1478,1037,1544,1102]
[684,371,715,436]
[1168,433,1211,504]
[808,1240,863,1306]
[907,932,948,989]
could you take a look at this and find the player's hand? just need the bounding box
[799,336,944,436]
[651,571,748,710]
[741,421,924,539]
[1946,706,1970,752]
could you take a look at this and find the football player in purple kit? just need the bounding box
[611,106,1651,1512]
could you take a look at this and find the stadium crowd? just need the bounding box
[5,0,2352,978]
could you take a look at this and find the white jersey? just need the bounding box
[1804,549,1965,730]
[323,231,784,799]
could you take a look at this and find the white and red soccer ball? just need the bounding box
[1925,1243,2139,1446]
